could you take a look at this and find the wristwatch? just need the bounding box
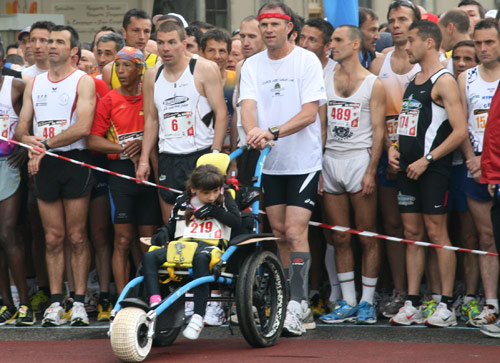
[41,139,51,150]
[268,126,280,141]
[425,153,434,163]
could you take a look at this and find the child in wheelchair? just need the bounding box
[142,163,241,340]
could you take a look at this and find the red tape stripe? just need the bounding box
[0,136,182,194]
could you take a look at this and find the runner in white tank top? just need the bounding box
[319,25,386,326]
[15,25,97,327]
[458,22,500,323]
[137,21,228,221]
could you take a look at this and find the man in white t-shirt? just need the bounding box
[22,21,54,80]
[239,3,326,337]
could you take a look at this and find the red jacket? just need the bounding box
[481,84,500,184]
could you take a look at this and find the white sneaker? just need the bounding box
[390,300,424,326]
[282,300,306,337]
[204,301,225,326]
[425,302,457,327]
[70,301,90,326]
[185,301,194,318]
[301,300,316,330]
[183,314,204,340]
[42,302,67,327]
[467,305,498,327]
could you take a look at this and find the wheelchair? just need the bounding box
[108,146,287,362]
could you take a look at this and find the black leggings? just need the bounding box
[142,242,218,316]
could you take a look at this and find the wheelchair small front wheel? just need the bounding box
[110,307,153,362]
[236,250,286,347]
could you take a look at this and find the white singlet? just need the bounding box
[239,46,326,175]
[465,66,500,154]
[324,68,377,153]
[32,69,87,152]
[154,56,214,154]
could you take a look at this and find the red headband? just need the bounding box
[257,13,291,22]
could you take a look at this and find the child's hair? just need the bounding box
[184,164,225,221]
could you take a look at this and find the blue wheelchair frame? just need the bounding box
[111,145,271,317]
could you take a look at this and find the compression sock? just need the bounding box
[338,272,357,307]
[360,276,378,305]
[289,252,311,302]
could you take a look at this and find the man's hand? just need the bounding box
[136,163,150,182]
[7,146,28,168]
[406,157,429,180]
[361,173,376,196]
[21,135,45,155]
[388,145,401,171]
[28,152,45,175]
[245,127,273,150]
[123,140,142,159]
[466,155,481,179]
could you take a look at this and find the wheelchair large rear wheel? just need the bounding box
[153,326,181,347]
[110,307,153,362]
[236,250,286,347]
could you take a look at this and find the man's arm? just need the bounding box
[136,67,160,181]
[457,72,480,178]
[199,60,228,151]
[15,78,41,149]
[43,75,96,150]
[362,79,386,195]
[406,73,468,180]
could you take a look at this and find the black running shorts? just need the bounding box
[262,171,320,211]
[397,169,450,215]
[33,150,94,201]
[108,159,162,225]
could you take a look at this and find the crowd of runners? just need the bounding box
[1,0,500,340]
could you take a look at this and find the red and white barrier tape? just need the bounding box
[0,136,182,194]
[3,136,497,257]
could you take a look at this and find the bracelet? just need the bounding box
[139,162,149,166]
[41,139,51,150]
[391,142,399,151]
[212,149,220,153]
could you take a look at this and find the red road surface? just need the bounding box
[3,338,499,362]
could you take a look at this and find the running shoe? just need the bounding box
[204,301,225,326]
[42,302,67,326]
[282,300,306,336]
[70,301,90,326]
[420,298,438,319]
[461,299,481,322]
[301,300,316,330]
[479,319,500,338]
[320,300,359,324]
[183,314,204,340]
[16,305,36,326]
[97,299,112,322]
[425,303,457,327]
[467,305,498,327]
[0,306,18,326]
[30,290,50,313]
[390,301,424,326]
[380,289,406,318]
[356,301,377,325]
[309,294,326,317]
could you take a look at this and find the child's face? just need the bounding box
[192,187,221,204]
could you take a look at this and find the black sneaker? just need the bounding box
[0,305,18,326]
[16,305,36,326]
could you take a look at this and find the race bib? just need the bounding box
[117,131,143,160]
[181,218,231,240]
[397,109,419,137]
[327,100,361,129]
[385,115,399,142]
[473,109,488,134]
[36,119,68,139]
[163,111,195,138]
[0,115,10,139]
